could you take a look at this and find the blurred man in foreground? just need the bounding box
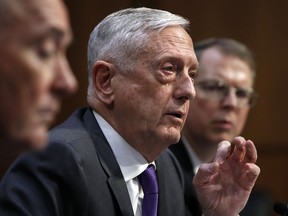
[0,0,77,174]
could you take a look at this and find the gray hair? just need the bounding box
[87,7,190,98]
[194,38,256,79]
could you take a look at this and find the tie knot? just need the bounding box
[138,164,158,194]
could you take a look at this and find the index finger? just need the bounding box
[214,141,231,164]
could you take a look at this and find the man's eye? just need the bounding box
[37,39,57,59]
[162,65,176,72]
[236,89,249,98]
[189,71,197,80]
[37,48,56,59]
[203,84,222,91]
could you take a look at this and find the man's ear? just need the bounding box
[92,61,115,105]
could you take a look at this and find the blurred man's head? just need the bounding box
[182,38,257,147]
[0,0,77,149]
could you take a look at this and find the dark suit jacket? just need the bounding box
[0,107,186,216]
[169,139,202,216]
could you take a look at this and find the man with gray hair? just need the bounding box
[0,8,260,216]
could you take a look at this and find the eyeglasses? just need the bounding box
[194,79,258,108]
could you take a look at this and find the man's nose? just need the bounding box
[52,56,78,97]
[174,72,196,101]
[221,88,238,107]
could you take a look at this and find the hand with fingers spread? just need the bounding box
[193,136,260,216]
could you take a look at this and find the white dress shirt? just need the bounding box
[93,111,155,216]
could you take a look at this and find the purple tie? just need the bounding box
[138,164,158,216]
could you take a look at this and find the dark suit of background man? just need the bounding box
[170,38,272,216]
[0,8,260,216]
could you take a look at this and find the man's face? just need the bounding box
[0,0,77,149]
[112,26,198,157]
[182,47,253,145]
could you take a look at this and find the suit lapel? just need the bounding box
[83,108,134,216]
[156,156,170,216]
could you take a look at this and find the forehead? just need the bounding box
[198,47,253,85]
[3,0,72,43]
[146,26,198,66]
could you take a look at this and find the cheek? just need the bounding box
[185,100,216,129]
[0,45,55,128]
[147,87,172,119]
[0,73,34,117]
[19,77,50,111]
[114,84,150,124]
[236,110,249,130]
[134,90,165,121]
[6,52,51,98]
[190,99,217,118]
[116,72,172,127]
[18,44,55,93]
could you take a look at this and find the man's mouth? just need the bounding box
[38,105,60,124]
[212,119,233,130]
[167,110,185,118]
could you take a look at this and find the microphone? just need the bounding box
[274,202,288,216]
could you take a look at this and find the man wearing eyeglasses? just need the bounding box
[170,38,271,216]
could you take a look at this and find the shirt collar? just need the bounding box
[93,110,155,181]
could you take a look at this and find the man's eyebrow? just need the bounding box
[46,27,73,44]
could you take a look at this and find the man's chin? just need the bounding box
[164,129,181,145]
[29,132,48,150]
[19,126,49,150]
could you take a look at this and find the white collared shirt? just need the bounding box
[93,111,155,216]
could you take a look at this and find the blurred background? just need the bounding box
[61,1,288,215]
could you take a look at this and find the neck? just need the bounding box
[130,139,168,163]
